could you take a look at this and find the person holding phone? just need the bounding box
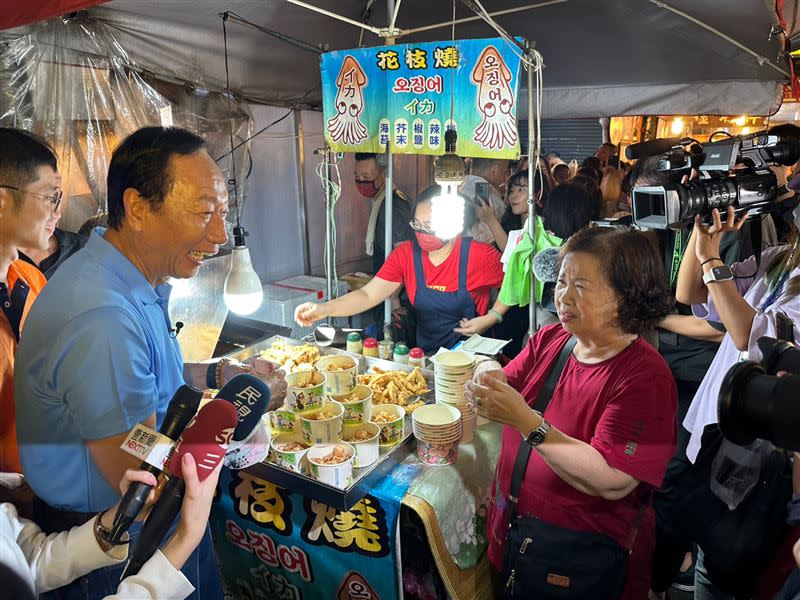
[295,185,504,353]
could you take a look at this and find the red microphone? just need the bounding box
[121,399,237,579]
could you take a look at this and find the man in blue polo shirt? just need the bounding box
[15,127,233,600]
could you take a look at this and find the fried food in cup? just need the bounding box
[316,445,349,464]
[371,410,399,424]
[306,408,338,420]
[343,429,372,442]
[276,441,308,452]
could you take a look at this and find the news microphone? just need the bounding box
[121,399,237,579]
[215,373,271,469]
[624,137,682,161]
[108,384,203,543]
[532,246,561,283]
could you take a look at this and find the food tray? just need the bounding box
[222,334,365,368]
[222,337,434,511]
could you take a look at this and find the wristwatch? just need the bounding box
[525,419,551,447]
[702,264,734,285]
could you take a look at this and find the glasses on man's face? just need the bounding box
[0,185,62,212]
[409,219,433,234]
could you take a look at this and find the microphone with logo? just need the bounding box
[120,399,238,579]
[215,373,272,469]
[107,385,203,544]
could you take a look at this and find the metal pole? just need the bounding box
[383,0,395,329]
[526,55,538,338]
[323,147,334,322]
[294,109,311,275]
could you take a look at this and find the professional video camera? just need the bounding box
[718,336,800,451]
[629,131,800,230]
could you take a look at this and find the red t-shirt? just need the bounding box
[375,237,503,315]
[487,324,676,600]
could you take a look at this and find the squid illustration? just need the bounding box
[470,46,517,151]
[327,55,369,146]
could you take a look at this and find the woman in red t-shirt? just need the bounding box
[466,227,677,599]
[295,185,504,352]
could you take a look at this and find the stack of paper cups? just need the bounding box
[412,404,462,466]
[432,351,477,443]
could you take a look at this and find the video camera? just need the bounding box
[718,336,800,451]
[630,131,800,230]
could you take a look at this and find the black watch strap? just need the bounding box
[508,337,576,511]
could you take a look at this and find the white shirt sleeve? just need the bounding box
[3,503,124,594]
[104,550,195,600]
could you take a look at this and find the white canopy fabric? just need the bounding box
[75,0,796,118]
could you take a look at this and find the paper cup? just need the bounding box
[342,422,380,467]
[330,385,373,425]
[285,370,326,413]
[226,421,271,469]
[267,408,299,434]
[417,439,459,466]
[307,443,355,488]
[370,404,405,446]
[316,356,359,396]
[269,434,310,473]
[299,400,344,444]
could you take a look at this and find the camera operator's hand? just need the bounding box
[693,206,749,263]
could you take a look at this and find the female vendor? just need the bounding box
[294,184,504,353]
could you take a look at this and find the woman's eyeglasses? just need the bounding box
[409,219,434,234]
[0,185,62,212]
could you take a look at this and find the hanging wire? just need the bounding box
[221,12,241,229]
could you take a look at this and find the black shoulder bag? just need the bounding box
[503,337,646,599]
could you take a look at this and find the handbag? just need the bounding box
[503,336,646,599]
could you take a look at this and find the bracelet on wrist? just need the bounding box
[488,309,504,324]
[700,257,723,267]
[94,510,129,553]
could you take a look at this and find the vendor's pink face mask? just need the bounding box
[415,231,446,252]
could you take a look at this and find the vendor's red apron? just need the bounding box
[411,237,476,352]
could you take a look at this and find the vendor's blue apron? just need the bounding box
[412,237,477,352]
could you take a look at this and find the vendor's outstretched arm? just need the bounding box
[295,277,401,326]
[454,299,510,335]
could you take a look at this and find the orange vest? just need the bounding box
[0,260,46,473]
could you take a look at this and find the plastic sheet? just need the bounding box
[0,12,252,235]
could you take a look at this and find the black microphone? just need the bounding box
[107,385,202,543]
[215,373,271,469]
[169,321,184,338]
[624,137,682,161]
[121,400,238,580]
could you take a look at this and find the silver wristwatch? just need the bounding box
[525,419,551,447]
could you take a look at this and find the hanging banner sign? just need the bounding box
[211,468,408,600]
[321,37,522,158]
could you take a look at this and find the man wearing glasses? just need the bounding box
[18,200,87,280]
[0,128,59,476]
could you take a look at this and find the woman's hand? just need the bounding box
[475,197,497,225]
[453,314,495,336]
[465,374,534,429]
[294,302,327,327]
[693,206,748,263]
[102,469,160,529]
[161,453,224,571]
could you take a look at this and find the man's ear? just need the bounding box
[122,188,149,232]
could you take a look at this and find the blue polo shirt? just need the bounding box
[15,228,184,512]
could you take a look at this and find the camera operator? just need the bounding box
[672,204,800,598]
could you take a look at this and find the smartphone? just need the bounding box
[474,181,490,206]
[776,312,794,342]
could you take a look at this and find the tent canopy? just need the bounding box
[5,0,800,117]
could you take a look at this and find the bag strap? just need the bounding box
[508,336,576,516]
[506,334,649,554]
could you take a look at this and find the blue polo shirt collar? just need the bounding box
[88,228,172,306]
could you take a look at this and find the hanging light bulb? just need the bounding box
[431,126,466,240]
[670,117,685,135]
[224,226,263,315]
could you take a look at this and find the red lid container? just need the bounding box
[363,338,378,348]
[409,347,424,359]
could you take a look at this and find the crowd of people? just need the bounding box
[1,120,800,600]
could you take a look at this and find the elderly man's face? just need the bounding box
[142,150,228,280]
